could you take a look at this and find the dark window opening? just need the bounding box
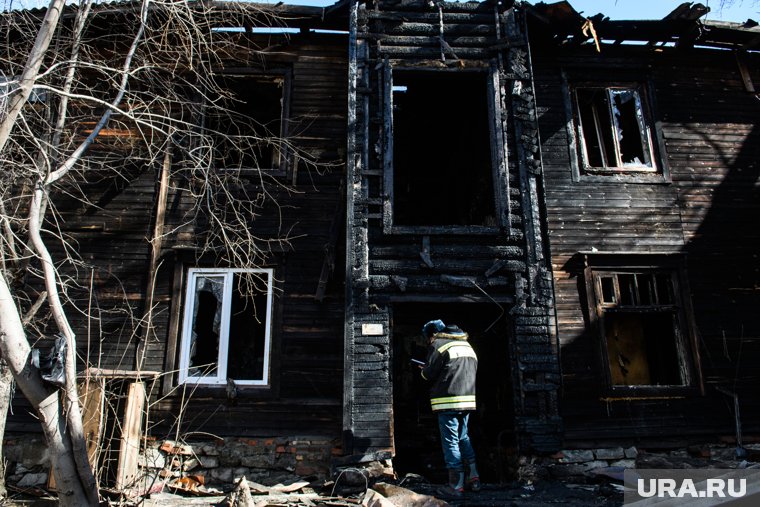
[599,276,616,304]
[604,312,683,386]
[188,276,224,376]
[227,274,268,381]
[207,75,284,170]
[574,86,654,172]
[392,71,496,226]
[590,269,693,388]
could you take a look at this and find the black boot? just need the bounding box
[435,469,464,499]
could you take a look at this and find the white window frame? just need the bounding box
[178,267,274,386]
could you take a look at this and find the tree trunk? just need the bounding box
[0,360,12,498]
[0,274,95,506]
[0,0,66,153]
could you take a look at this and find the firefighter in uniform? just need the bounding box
[420,320,481,497]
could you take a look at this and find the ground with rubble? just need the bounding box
[1,476,624,507]
[4,441,758,506]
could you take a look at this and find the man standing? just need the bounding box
[420,320,481,497]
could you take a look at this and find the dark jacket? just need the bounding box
[421,330,477,412]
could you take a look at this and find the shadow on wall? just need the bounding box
[678,112,760,408]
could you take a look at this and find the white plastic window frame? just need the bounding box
[178,267,274,386]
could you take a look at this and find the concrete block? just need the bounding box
[610,459,636,468]
[140,448,165,469]
[595,447,625,460]
[199,456,219,468]
[241,453,275,468]
[558,450,594,463]
[202,444,220,456]
[209,467,234,483]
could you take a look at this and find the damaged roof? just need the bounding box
[528,1,760,51]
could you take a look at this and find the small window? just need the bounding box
[587,265,698,390]
[178,268,274,386]
[572,84,656,174]
[206,74,287,171]
[389,70,498,228]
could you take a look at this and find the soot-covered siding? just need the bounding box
[344,0,562,457]
[8,31,349,440]
[150,34,349,438]
[533,42,760,446]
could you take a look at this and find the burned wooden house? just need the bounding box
[1,0,759,492]
[527,1,760,456]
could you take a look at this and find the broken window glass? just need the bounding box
[188,275,224,377]
[180,268,273,386]
[574,85,654,172]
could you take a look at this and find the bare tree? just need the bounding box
[0,0,312,503]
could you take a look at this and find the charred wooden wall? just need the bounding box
[344,0,561,457]
[532,42,760,447]
[8,31,349,441]
[152,33,348,439]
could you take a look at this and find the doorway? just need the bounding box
[391,303,517,483]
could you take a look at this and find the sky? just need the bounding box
[7,0,760,23]
[568,0,758,22]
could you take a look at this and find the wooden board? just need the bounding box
[115,381,146,491]
[47,379,105,491]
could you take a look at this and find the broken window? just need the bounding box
[206,74,287,172]
[178,268,273,386]
[572,85,656,173]
[587,265,698,389]
[389,70,498,227]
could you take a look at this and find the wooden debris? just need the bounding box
[370,482,449,507]
[222,476,255,507]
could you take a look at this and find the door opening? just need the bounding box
[391,303,517,483]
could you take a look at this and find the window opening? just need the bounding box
[574,85,654,172]
[207,75,285,171]
[179,268,273,386]
[391,71,496,226]
[591,269,693,388]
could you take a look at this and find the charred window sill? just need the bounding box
[386,225,504,236]
[574,171,671,184]
[599,386,700,400]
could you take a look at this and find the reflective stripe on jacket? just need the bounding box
[421,334,477,412]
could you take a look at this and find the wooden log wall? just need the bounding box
[8,30,349,441]
[344,0,561,456]
[533,42,760,447]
